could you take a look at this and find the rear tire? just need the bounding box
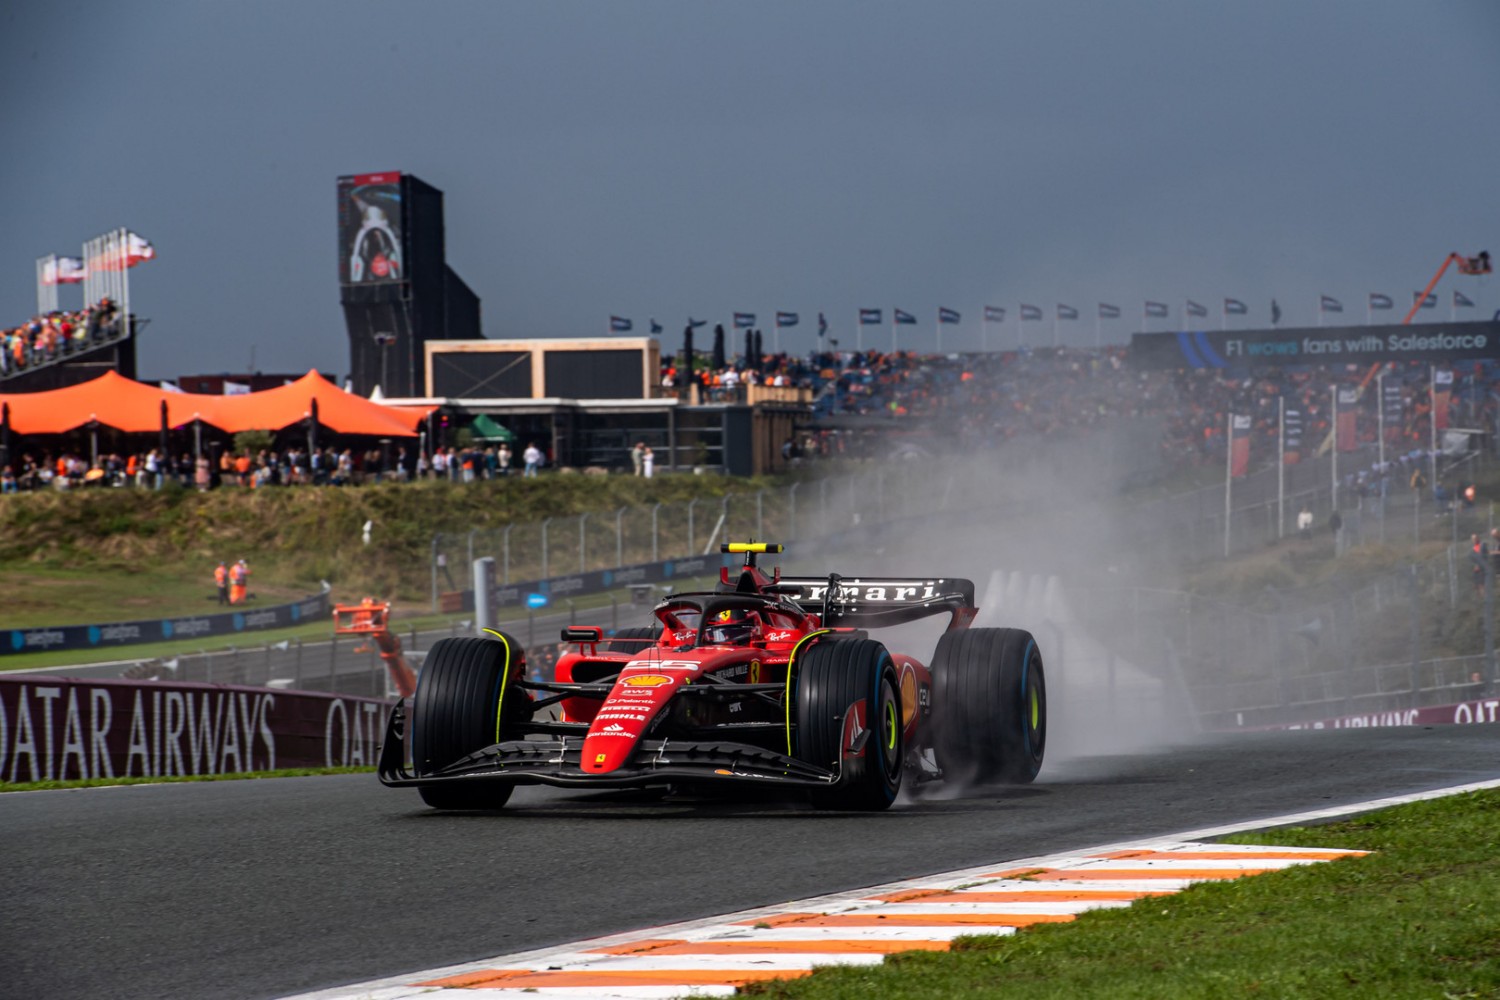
[411,633,526,810]
[932,628,1046,785]
[793,639,903,811]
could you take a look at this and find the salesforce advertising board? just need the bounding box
[0,677,390,782]
[1131,320,1500,370]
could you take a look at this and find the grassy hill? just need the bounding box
[0,473,792,627]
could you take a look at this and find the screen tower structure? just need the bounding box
[337,172,481,398]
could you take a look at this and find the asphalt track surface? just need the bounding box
[3,726,1499,999]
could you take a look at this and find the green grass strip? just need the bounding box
[741,788,1500,999]
[0,766,373,793]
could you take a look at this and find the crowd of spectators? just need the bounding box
[1,299,124,377]
[5,340,1500,493]
[661,344,1500,475]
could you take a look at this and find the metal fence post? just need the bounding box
[503,523,513,584]
[430,533,440,612]
[756,490,765,539]
[687,498,698,554]
[615,506,625,567]
[542,517,552,580]
[788,482,799,540]
[579,513,590,573]
[651,502,663,562]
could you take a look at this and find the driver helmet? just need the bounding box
[704,608,756,645]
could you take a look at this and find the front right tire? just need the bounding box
[410,633,526,810]
[793,638,904,811]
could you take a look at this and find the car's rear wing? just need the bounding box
[769,576,977,630]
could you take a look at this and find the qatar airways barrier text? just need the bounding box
[0,677,389,782]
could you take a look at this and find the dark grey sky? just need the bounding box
[3,1,1498,380]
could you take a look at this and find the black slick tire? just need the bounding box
[793,638,903,811]
[932,627,1046,785]
[410,633,525,810]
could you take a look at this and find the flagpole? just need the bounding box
[891,312,896,355]
[1095,310,1101,349]
[1377,369,1386,470]
[981,316,989,353]
[1318,297,1323,327]
[1331,385,1339,512]
[935,308,941,354]
[1052,310,1058,348]
[1278,394,1285,539]
[1429,364,1438,490]
[856,310,862,354]
[1224,412,1233,559]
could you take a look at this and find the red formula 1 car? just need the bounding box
[378,542,1046,811]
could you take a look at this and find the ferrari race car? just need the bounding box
[379,542,1046,811]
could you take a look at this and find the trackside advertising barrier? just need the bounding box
[0,677,390,782]
[1245,695,1500,732]
[2,591,331,658]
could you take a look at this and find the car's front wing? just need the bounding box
[377,699,840,791]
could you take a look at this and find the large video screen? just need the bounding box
[337,173,404,285]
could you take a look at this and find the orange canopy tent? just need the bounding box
[0,370,433,436]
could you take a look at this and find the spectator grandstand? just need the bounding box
[0,299,125,378]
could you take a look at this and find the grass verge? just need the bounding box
[0,766,374,793]
[742,788,1500,999]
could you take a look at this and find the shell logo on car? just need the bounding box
[621,673,673,688]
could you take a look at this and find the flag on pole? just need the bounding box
[1186,300,1207,318]
[1271,300,1282,325]
[1020,304,1043,321]
[41,256,87,285]
[733,312,756,328]
[1382,379,1404,442]
[1098,303,1120,319]
[1369,293,1393,311]
[894,308,916,324]
[1320,295,1343,313]
[983,305,1005,323]
[859,308,882,325]
[1144,301,1169,318]
[1224,298,1248,315]
[1283,406,1304,463]
[1056,304,1078,320]
[817,312,828,337]
[1434,369,1454,430]
[938,307,961,324]
[688,317,708,328]
[649,318,663,334]
[610,315,632,332]
[1336,387,1360,452]
[1230,414,1251,478]
[125,231,156,267]
[1454,290,1475,309]
[1413,291,1437,309]
[776,311,799,327]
